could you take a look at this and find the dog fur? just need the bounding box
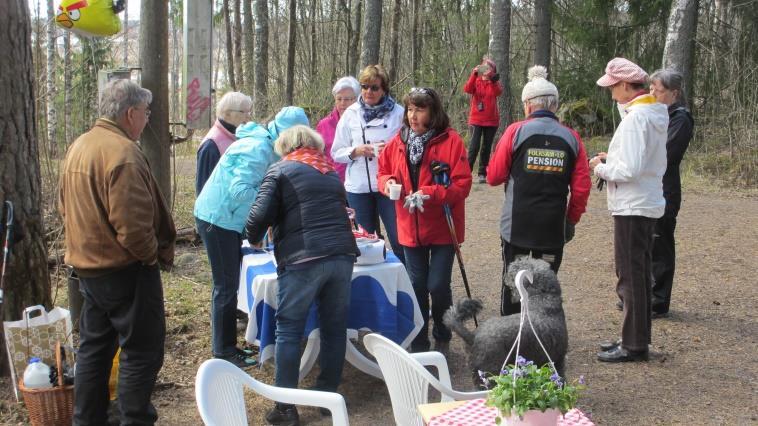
[443,256,568,382]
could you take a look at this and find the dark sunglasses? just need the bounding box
[361,84,382,92]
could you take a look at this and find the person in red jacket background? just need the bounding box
[378,87,472,352]
[464,57,503,184]
[487,66,591,316]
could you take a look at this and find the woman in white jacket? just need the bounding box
[331,65,406,263]
[590,58,668,364]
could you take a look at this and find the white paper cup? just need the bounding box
[388,183,402,200]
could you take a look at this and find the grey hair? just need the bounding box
[650,69,686,104]
[332,76,361,97]
[275,125,325,156]
[99,79,152,120]
[216,91,253,118]
[526,94,559,112]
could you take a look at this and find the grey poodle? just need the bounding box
[443,256,568,383]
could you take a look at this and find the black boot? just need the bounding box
[265,403,299,426]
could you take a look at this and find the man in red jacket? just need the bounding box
[487,66,591,316]
[464,58,503,184]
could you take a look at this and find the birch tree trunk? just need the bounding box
[285,0,297,104]
[663,0,699,104]
[348,0,362,75]
[533,0,551,72]
[63,31,72,144]
[489,0,512,128]
[45,0,57,157]
[233,0,244,90]
[388,0,402,83]
[223,0,237,90]
[360,0,382,68]
[339,0,352,76]
[0,0,51,326]
[123,0,128,66]
[139,0,172,205]
[243,0,254,94]
[254,0,269,117]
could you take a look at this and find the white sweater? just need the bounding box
[331,101,404,194]
[594,94,669,218]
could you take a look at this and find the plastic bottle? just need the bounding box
[23,357,53,389]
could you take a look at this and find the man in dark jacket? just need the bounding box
[245,126,359,426]
[59,79,176,425]
[487,66,591,316]
[649,69,694,316]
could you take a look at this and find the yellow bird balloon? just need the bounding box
[55,0,123,37]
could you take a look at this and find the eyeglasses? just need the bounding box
[361,84,382,92]
[410,87,430,95]
[133,106,151,118]
[335,96,356,102]
[231,109,252,115]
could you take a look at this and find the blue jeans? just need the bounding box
[346,191,405,264]
[274,257,354,391]
[403,245,455,350]
[196,218,242,358]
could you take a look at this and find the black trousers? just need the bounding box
[500,239,563,316]
[467,125,498,176]
[651,216,677,313]
[74,263,166,426]
[614,216,656,352]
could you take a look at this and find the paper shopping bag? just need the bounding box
[3,305,74,400]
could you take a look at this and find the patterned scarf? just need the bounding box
[407,129,435,165]
[283,147,335,174]
[360,95,396,123]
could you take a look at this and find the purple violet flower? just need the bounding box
[516,355,527,366]
[579,375,586,385]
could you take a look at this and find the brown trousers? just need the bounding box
[614,215,656,352]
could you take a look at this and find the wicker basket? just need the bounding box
[19,342,74,426]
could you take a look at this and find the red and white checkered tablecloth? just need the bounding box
[428,399,594,426]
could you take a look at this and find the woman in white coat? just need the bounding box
[331,64,405,263]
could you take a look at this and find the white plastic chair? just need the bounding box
[363,333,488,426]
[195,358,350,426]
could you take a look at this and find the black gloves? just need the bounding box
[491,73,500,82]
[565,219,575,243]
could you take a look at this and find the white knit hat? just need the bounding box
[521,66,559,102]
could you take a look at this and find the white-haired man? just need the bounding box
[59,78,176,424]
[487,65,591,316]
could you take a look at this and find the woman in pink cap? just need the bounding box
[589,57,669,363]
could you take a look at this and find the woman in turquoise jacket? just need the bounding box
[194,106,309,367]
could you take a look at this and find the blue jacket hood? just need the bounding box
[267,106,310,140]
[235,121,272,140]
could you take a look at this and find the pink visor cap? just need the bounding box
[596,57,649,87]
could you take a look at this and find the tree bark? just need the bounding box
[663,0,699,105]
[45,0,57,157]
[139,0,172,206]
[123,0,128,66]
[388,0,402,83]
[348,0,362,75]
[309,0,317,81]
[253,0,269,117]
[489,0,512,128]
[223,0,237,90]
[360,0,382,68]
[411,0,421,83]
[285,0,297,104]
[233,0,244,90]
[63,31,72,144]
[533,0,551,73]
[0,0,52,325]
[243,0,254,94]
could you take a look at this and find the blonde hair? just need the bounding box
[275,125,325,156]
[358,65,390,92]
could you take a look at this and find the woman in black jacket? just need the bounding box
[648,69,694,316]
[245,125,359,425]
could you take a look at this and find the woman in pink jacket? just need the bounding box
[316,76,361,182]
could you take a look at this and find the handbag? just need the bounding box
[3,305,74,400]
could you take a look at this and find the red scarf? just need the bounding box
[283,147,335,174]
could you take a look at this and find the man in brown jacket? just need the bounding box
[59,79,175,425]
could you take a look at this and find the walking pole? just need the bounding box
[430,162,478,327]
[0,201,13,310]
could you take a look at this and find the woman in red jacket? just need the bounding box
[464,58,503,184]
[378,87,472,352]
